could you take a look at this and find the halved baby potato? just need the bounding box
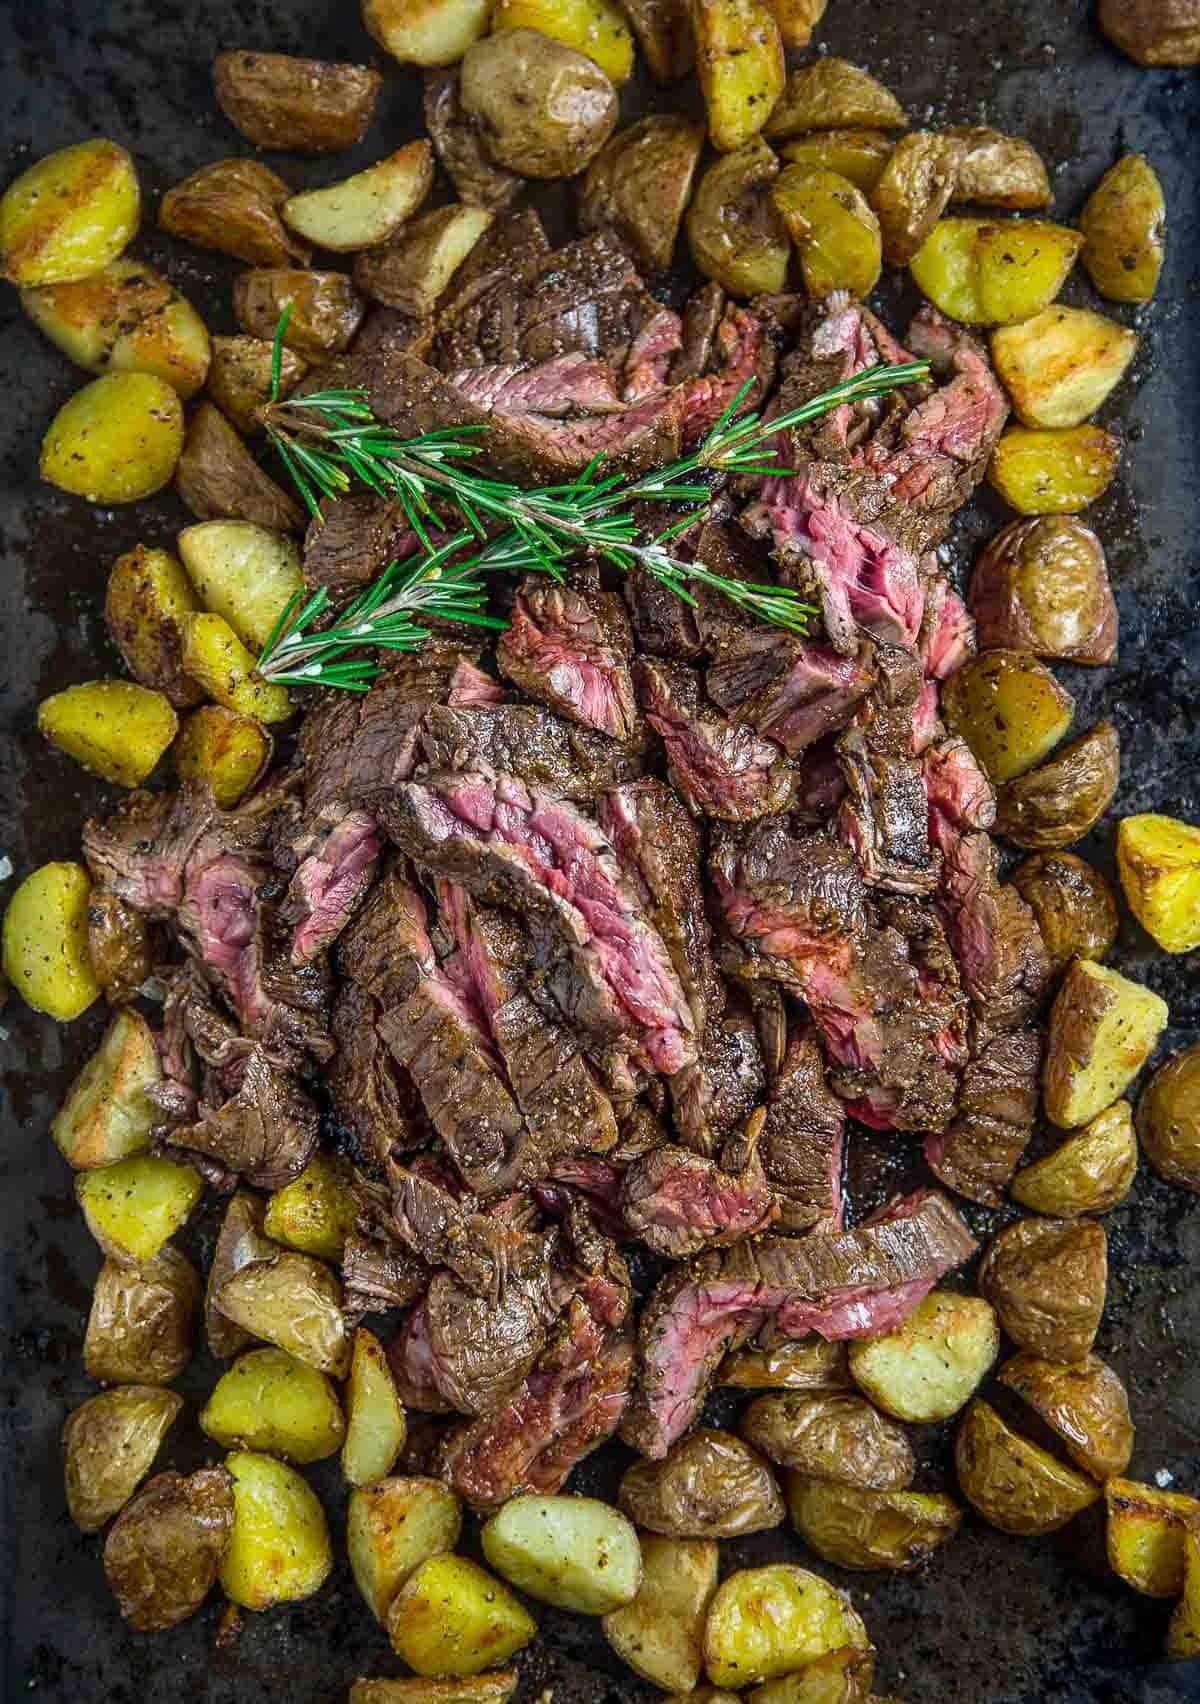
[180,612,294,724]
[41,371,185,504]
[207,334,309,436]
[688,140,791,298]
[492,0,636,83]
[1168,1525,1200,1658]
[703,1564,870,1690]
[870,131,966,267]
[363,0,492,67]
[0,139,139,286]
[264,1153,358,1261]
[77,1152,204,1264]
[1080,153,1166,304]
[482,1494,642,1615]
[786,1476,962,1571]
[764,58,906,138]
[83,1245,199,1386]
[997,1352,1134,1482]
[955,1399,1101,1537]
[282,141,435,252]
[23,258,210,399]
[388,1554,536,1676]
[987,425,1121,515]
[910,216,1083,326]
[63,1386,181,1533]
[215,1249,350,1377]
[1010,1100,1138,1216]
[200,1347,346,1464]
[234,268,365,358]
[174,706,273,809]
[992,306,1137,429]
[39,680,178,787]
[51,1007,162,1169]
[720,1337,849,1391]
[1105,1477,1200,1597]
[354,204,494,317]
[602,1535,719,1693]
[105,544,204,708]
[1043,958,1169,1129]
[1117,813,1200,955]
[847,1291,999,1423]
[941,649,1074,785]
[779,129,893,193]
[178,519,305,653]
[691,0,785,153]
[160,159,308,268]
[343,1327,408,1488]
[348,1476,464,1623]
[2,861,100,1021]
[947,126,1052,211]
[772,165,881,297]
[220,1450,333,1610]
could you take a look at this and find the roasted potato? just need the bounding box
[2,860,100,1021]
[77,1152,205,1265]
[1010,852,1119,978]
[38,679,178,787]
[997,1352,1134,1482]
[970,518,1117,666]
[1043,958,1169,1129]
[579,116,705,273]
[703,1564,869,1689]
[206,1191,276,1360]
[364,0,492,67]
[0,139,139,287]
[994,721,1121,851]
[22,259,211,400]
[264,1153,357,1261]
[1098,0,1200,65]
[216,1248,350,1377]
[105,544,204,708]
[355,204,494,317]
[493,0,635,82]
[760,0,824,46]
[84,1245,199,1385]
[619,1429,786,1537]
[235,268,365,358]
[214,51,382,152]
[772,165,882,297]
[665,1692,741,1704]
[482,1493,641,1614]
[349,1476,464,1622]
[460,31,618,178]
[219,1449,333,1610]
[176,403,304,533]
[977,1215,1107,1363]
[740,1393,914,1489]
[870,131,967,267]
[179,612,294,724]
[613,0,694,81]
[603,1536,718,1693]
[282,143,435,253]
[1080,153,1167,302]
[764,58,905,138]
[388,1553,537,1675]
[688,140,791,298]
[1105,1477,1200,1595]
[207,335,309,437]
[910,217,1083,327]
[846,1292,999,1424]
[63,1385,182,1532]
[160,159,308,268]
[787,1476,962,1571]
[992,306,1137,430]
[350,1682,518,1704]
[86,890,151,1005]
[779,130,893,193]
[1168,1525,1200,1658]
[175,706,272,810]
[941,649,1074,785]
[946,126,1052,210]
[51,1007,162,1169]
[691,0,785,154]
[955,1399,1100,1536]
[1117,813,1200,954]
[179,518,305,650]
[424,71,523,211]
[201,1347,345,1463]
[41,371,185,504]
[344,1328,408,1488]
[987,424,1121,515]
[751,1652,875,1704]
[1137,1044,1200,1189]
[721,1337,850,1391]
[1011,1097,1137,1215]
[103,1467,235,1630]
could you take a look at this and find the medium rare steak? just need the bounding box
[926,1026,1042,1205]
[758,1027,845,1232]
[497,574,640,742]
[282,809,382,964]
[421,703,642,803]
[707,631,875,756]
[342,1233,429,1324]
[670,1002,767,1156]
[328,982,425,1167]
[635,658,796,821]
[620,1112,778,1257]
[169,1047,319,1191]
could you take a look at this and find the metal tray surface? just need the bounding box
[1,3,1199,1701]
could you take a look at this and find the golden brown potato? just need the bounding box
[602,1535,719,1693]
[2,861,100,1021]
[1010,851,1120,977]
[1098,0,1200,64]
[787,1476,962,1571]
[1117,813,1200,954]
[687,140,791,298]
[63,1386,182,1532]
[579,116,705,274]
[51,1007,162,1169]
[750,1650,875,1704]
[424,71,523,212]
[1080,153,1167,302]
[1043,958,1169,1130]
[493,0,636,82]
[1011,1101,1138,1217]
[482,1494,642,1614]
[84,1245,199,1385]
[343,1327,407,1487]
[846,1292,999,1424]
[0,139,139,287]
[1105,1477,1200,1595]
[941,649,1074,785]
[206,1191,276,1359]
[772,165,882,297]
[870,131,967,267]
[908,217,990,322]
[160,160,308,268]
[970,517,1117,666]
[388,1554,536,1675]
[283,143,436,253]
[348,1476,464,1622]
[216,1248,350,1377]
[947,127,1052,210]
[235,268,366,358]
[739,1393,914,1489]
[997,1352,1134,1482]
[264,1153,357,1261]
[703,1564,870,1688]
[201,1347,345,1463]
[994,721,1121,851]
[1168,1525,1200,1658]
[175,706,273,810]
[691,0,785,153]
[176,402,304,534]
[105,545,204,708]
[988,424,1121,515]
[220,1449,333,1609]
[911,218,1083,328]
[22,259,211,400]
[955,1399,1100,1536]
[618,1428,786,1537]
[78,1152,205,1265]
[86,890,151,1006]
[103,1467,234,1630]
[1137,1044,1200,1189]
[764,58,905,137]
[612,0,693,80]
[207,335,309,437]
[365,0,492,68]
[350,1682,518,1704]
[39,680,178,788]
[214,51,383,152]
[354,204,494,317]
[779,129,894,193]
[459,30,618,179]
[180,612,294,724]
[41,371,185,504]
[178,517,306,649]
[721,1337,850,1391]
[977,1215,1107,1363]
[992,306,1137,430]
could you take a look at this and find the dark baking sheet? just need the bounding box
[2,3,1199,1701]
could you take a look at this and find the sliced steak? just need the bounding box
[450,352,628,416]
[302,493,422,598]
[83,782,221,916]
[421,703,641,804]
[342,1233,430,1323]
[421,1233,562,1415]
[329,983,426,1167]
[283,809,382,964]
[497,574,639,743]
[670,1002,767,1157]
[169,1048,318,1190]
[708,632,875,756]
[926,1027,1042,1206]
[620,1111,777,1257]
[448,657,505,706]
[759,1027,845,1232]
[636,658,795,821]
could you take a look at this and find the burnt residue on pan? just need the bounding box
[1,2,1199,1701]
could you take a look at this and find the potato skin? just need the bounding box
[994,722,1121,851]
[1137,1045,1200,1190]
[779,129,894,193]
[41,372,185,504]
[970,517,1117,666]
[786,1475,962,1571]
[1080,152,1167,300]
[997,1351,1134,1481]
[1043,958,1169,1129]
[1098,0,1200,65]
[351,1681,519,1704]
[235,268,366,358]
[207,335,309,436]
[870,131,967,266]
[460,30,618,179]
[175,706,272,811]
[941,649,1075,785]
[687,140,790,298]
[1010,852,1119,977]
[702,1564,869,1689]
[160,159,309,268]
[579,116,705,274]
[213,51,383,153]
[354,205,494,317]
[84,1245,199,1385]
[612,0,694,81]
[739,1394,914,1490]
[1117,812,1200,954]
[63,1386,182,1532]
[424,71,523,211]
[217,1249,350,1377]
[86,890,151,1005]
[0,139,139,287]
[103,1467,235,1630]
[977,1215,1107,1363]
[1011,1101,1138,1217]
[105,544,204,708]
[764,58,905,137]
[3,861,100,1021]
[1105,1477,1200,1596]
[619,1428,786,1537]
[955,1398,1100,1536]
[22,258,211,399]
[205,1190,276,1360]
[947,126,1052,210]
[773,166,882,298]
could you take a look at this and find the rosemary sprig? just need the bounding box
[258,309,929,690]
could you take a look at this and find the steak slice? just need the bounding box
[342,1233,430,1324]
[635,658,795,821]
[620,1112,778,1258]
[449,352,627,416]
[283,809,382,964]
[302,492,422,597]
[670,1002,767,1157]
[329,983,426,1168]
[925,1027,1042,1206]
[169,1048,319,1191]
[421,1233,562,1415]
[83,781,221,917]
[497,574,639,743]
[707,632,875,756]
[759,1027,845,1232]
[421,703,641,804]
[337,861,439,1006]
